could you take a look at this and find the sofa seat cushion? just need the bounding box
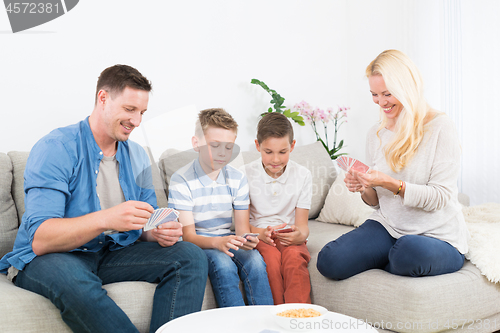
[307,220,500,333]
[0,275,159,333]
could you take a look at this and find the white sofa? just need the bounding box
[1,141,500,333]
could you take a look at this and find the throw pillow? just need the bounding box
[316,170,374,227]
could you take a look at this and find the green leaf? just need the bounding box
[332,152,348,160]
[317,138,329,152]
[251,79,270,92]
[252,78,293,117]
[297,120,306,126]
[289,111,300,118]
[332,141,346,155]
[283,109,291,117]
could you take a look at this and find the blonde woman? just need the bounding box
[317,50,469,279]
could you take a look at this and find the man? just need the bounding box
[0,65,208,333]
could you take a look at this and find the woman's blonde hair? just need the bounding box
[366,49,432,172]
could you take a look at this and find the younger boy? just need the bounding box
[168,108,273,307]
[243,112,312,304]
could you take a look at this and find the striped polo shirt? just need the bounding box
[168,158,249,237]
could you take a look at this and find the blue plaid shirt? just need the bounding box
[0,117,157,274]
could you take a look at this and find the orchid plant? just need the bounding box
[292,101,349,160]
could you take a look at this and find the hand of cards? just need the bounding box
[143,208,180,231]
[336,156,370,173]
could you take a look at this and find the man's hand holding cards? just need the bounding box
[144,208,180,231]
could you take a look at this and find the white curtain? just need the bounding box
[442,0,500,205]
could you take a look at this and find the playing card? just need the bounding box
[155,210,179,227]
[336,156,370,173]
[351,159,370,173]
[144,208,180,231]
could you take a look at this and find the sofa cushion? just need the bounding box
[143,147,168,208]
[0,275,72,332]
[0,275,158,333]
[289,141,337,218]
[7,151,29,224]
[316,170,375,227]
[104,281,155,332]
[0,153,19,258]
[158,141,336,219]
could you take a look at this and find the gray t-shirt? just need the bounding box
[96,155,126,235]
[366,114,469,254]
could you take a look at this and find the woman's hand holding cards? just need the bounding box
[344,171,367,193]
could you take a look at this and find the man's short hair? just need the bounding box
[256,113,294,144]
[95,65,152,104]
[195,108,238,137]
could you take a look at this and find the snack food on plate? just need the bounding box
[276,308,322,318]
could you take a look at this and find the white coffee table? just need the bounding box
[157,305,378,332]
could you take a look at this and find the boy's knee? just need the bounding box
[205,250,237,273]
[244,250,267,270]
[282,245,309,262]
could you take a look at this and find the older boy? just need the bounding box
[168,108,273,307]
[243,112,312,304]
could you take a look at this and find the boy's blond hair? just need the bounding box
[195,108,238,138]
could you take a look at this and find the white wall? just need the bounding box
[1,0,498,205]
[0,0,435,154]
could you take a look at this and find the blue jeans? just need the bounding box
[15,241,208,333]
[204,248,273,307]
[317,219,465,280]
